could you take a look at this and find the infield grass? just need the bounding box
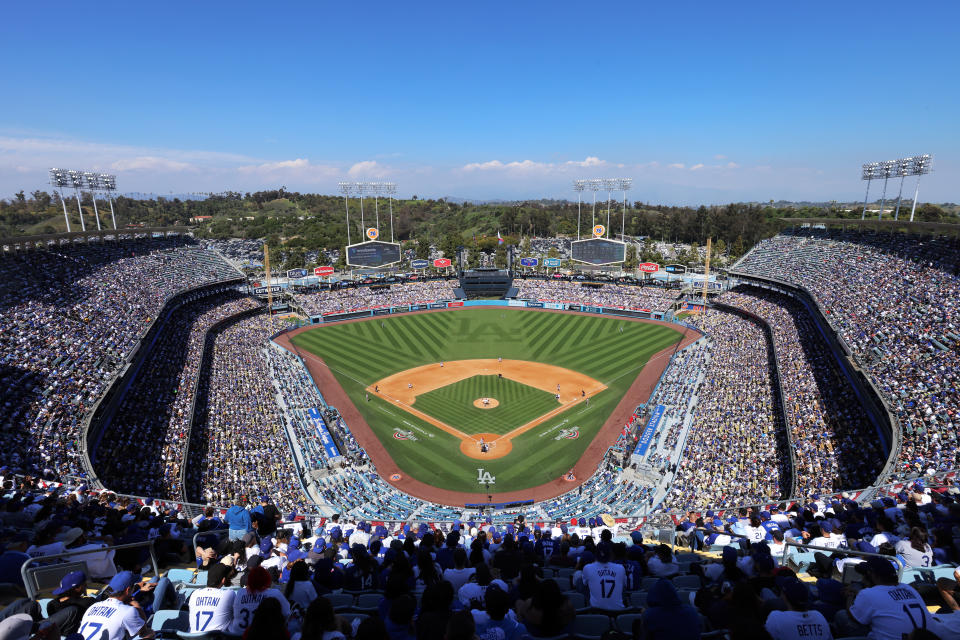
[414,375,560,436]
[291,308,681,494]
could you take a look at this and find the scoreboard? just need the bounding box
[571,238,626,265]
[346,241,401,268]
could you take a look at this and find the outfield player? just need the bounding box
[188,563,236,634]
[77,571,154,640]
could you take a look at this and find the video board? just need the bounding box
[346,241,402,268]
[570,238,626,265]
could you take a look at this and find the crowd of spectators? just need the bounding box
[95,292,261,501]
[514,280,679,312]
[187,313,307,514]
[6,471,960,640]
[0,237,241,482]
[293,281,457,316]
[734,230,960,479]
[721,287,885,495]
[663,308,787,511]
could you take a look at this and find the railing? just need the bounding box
[781,539,906,582]
[20,540,160,600]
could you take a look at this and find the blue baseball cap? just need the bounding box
[287,549,308,563]
[53,570,86,596]
[108,571,137,593]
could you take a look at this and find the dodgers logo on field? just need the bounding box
[477,468,496,485]
[389,473,402,481]
[555,428,580,440]
[366,227,379,240]
[393,428,418,441]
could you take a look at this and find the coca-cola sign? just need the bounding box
[433,258,452,268]
[638,262,660,273]
[314,266,334,276]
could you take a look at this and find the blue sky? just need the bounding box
[1,1,957,204]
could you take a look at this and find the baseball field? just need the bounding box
[287,308,683,500]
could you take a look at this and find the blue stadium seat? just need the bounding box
[166,569,196,585]
[150,609,190,636]
[615,613,643,633]
[570,614,611,640]
[327,592,355,611]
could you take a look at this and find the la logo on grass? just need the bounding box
[477,468,496,485]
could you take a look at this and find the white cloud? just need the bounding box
[690,163,705,171]
[348,160,381,176]
[110,156,193,172]
[667,163,685,169]
[236,158,340,182]
[461,156,608,173]
[726,161,740,169]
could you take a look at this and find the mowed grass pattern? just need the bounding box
[414,375,559,436]
[292,308,681,493]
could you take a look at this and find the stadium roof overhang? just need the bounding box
[779,217,960,236]
[1,226,192,250]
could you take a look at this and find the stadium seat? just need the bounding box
[193,571,208,586]
[640,577,660,591]
[340,613,370,627]
[149,609,190,635]
[673,574,701,590]
[563,591,588,613]
[352,593,382,613]
[38,598,52,619]
[570,614,611,640]
[327,592,355,611]
[628,591,646,608]
[615,613,643,633]
[675,552,699,563]
[165,569,196,585]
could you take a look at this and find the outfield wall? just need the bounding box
[310,298,668,324]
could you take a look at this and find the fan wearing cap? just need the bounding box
[764,579,833,640]
[228,566,290,636]
[187,561,237,633]
[46,570,95,636]
[77,571,154,640]
[840,556,948,640]
[582,542,625,611]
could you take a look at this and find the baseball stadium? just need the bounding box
[2,4,959,636]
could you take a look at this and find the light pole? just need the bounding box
[49,169,72,232]
[100,174,118,230]
[602,178,618,238]
[83,173,103,231]
[860,163,878,220]
[573,180,587,241]
[909,155,932,222]
[67,170,86,232]
[618,178,633,240]
[383,182,397,243]
[876,161,895,221]
[338,182,354,246]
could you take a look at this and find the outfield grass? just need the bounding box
[291,309,681,493]
[414,375,559,436]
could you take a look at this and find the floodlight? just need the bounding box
[617,178,633,191]
[572,179,587,192]
[50,169,73,232]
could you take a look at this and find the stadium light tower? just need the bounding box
[383,182,398,242]
[49,168,72,232]
[602,178,618,238]
[356,181,367,231]
[338,181,354,245]
[875,160,895,221]
[586,179,603,230]
[909,154,932,222]
[67,170,86,231]
[99,174,118,230]
[83,172,103,231]
[892,158,911,220]
[572,180,587,240]
[617,178,633,239]
[860,162,879,221]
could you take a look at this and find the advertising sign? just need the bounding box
[253,285,282,295]
[314,266,335,276]
[346,241,402,268]
[286,268,308,279]
[593,224,606,238]
[571,238,626,265]
[508,300,526,307]
[433,258,452,268]
[366,228,379,240]
[526,302,544,308]
[544,258,562,267]
[665,264,686,274]
[544,302,565,310]
[519,257,539,267]
[447,301,464,308]
[410,259,429,269]
[307,408,340,459]
[429,302,447,309]
[635,405,666,457]
[638,262,660,274]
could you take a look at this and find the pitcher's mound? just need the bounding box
[473,398,499,409]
